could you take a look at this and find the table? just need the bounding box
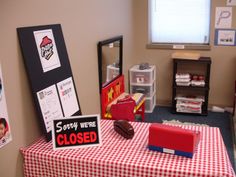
[21,120,236,177]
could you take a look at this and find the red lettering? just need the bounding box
[90,131,97,142]
[83,132,90,143]
[57,134,64,146]
[69,133,77,145]
[77,132,83,144]
[64,134,70,145]
[56,131,98,147]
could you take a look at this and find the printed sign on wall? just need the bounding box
[52,115,101,150]
[0,64,12,148]
[34,29,61,73]
[227,0,236,6]
[215,7,232,29]
[214,29,236,46]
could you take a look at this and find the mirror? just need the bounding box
[97,36,123,93]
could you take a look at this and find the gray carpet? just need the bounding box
[144,106,235,170]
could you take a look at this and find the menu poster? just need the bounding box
[37,85,63,133]
[17,24,82,141]
[57,77,79,117]
[34,29,61,73]
[0,64,12,148]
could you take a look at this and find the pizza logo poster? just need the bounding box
[40,36,54,60]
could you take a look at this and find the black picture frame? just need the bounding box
[17,24,82,141]
[97,35,123,93]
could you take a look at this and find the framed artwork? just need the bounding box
[17,24,82,141]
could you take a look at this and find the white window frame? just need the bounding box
[147,0,212,50]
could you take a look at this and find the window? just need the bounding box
[148,0,211,49]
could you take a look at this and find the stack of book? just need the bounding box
[175,94,205,114]
[176,73,206,87]
[175,73,191,86]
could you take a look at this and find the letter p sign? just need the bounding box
[215,7,232,29]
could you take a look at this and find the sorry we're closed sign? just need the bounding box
[52,115,101,150]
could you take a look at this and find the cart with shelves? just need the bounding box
[172,57,211,115]
[129,65,156,113]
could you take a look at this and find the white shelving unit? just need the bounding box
[129,65,156,113]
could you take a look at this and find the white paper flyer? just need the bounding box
[0,64,12,148]
[215,7,232,29]
[37,85,63,132]
[57,77,79,117]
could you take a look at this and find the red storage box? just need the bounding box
[148,123,200,158]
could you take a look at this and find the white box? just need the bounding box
[106,64,119,82]
[129,65,156,84]
[145,92,156,113]
[130,81,156,97]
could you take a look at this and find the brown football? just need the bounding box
[113,120,134,139]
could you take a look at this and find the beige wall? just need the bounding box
[0,0,134,176]
[133,0,236,107]
[0,0,236,177]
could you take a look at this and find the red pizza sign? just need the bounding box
[40,36,54,60]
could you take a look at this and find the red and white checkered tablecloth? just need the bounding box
[21,120,236,177]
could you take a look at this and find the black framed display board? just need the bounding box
[17,24,82,141]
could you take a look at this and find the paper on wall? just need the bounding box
[0,64,12,148]
[37,85,63,133]
[215,7,232,29]
[217,30,235,45]
[227,0,236,6]
[57,77,79,117]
